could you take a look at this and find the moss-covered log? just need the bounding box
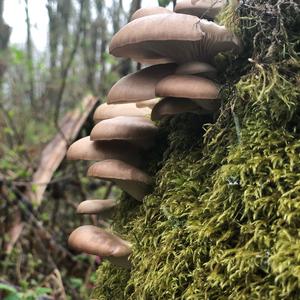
[92,1,300,299]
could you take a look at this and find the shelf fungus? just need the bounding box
[66,137,142,166]
[88,159,153,201]
[76,199,117,219]
[131,6,173,21]
[93,102,151,123]
[151,97,204,121]
[90,116,158,150]
[107,64,177,104]
[109,14,240,64]
[68,225,131,268]
[155,75,220,112]
[175,0,227,20]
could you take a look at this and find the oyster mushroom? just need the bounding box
[175,0,227,20]
[135,98,161,109]
[109,14,240,64]
[67,137,142,166]
[151,97,203,121]
[107,63,177,104]
[93,102,151,123]
[131,6,173,21]
[155,75,220,112]
[77,199,116,219]
[175,61,217,79]
[90,116,158,150]
[68,225,131,268]
[87,159,153,201]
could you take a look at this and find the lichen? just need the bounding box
[92,1,300,299]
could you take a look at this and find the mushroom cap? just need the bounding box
[175,62,217,78]
[151,97,203,121]
[93,103,151,123]
[67,137,141,166]
[90,116,158,149]
[109,14,240,63]
[175,0,226,19]
[135,98,161,109]
[87,159,152,201]
[107,64,177,104]
[155,75,220,111]
[68,225,131,258]
[131,7,173,21]
[76,199,116,216]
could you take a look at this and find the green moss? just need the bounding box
[93,1,300,299]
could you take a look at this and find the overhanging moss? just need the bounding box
[92,1,300,299]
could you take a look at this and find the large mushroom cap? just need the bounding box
[107,64,177,104]
[151,97,202,121]
[175,61,217,78]
[155,75,220,111]
[93,103,151,123]
[131,6,173,21]
[88,159,152,201]
[90,116,158,149]
[135,98,160,109]
[175,0,226,19]
[77,199,116,216]
[67,137,141,166]
[109,14,240,63]
[68,226,131,267]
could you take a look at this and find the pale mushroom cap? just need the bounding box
[155,75,220,100]
[131,7,173,21]
[77,199,116,215]
[109,14,240,63]
[107,64,177,104]
[175,0,227,19]
[66,137,141,166]
[135,98,161,109]
[175,62,217,78]
[87,159,153,201]
[68,225,131,258]
[151,97,202,121]
[90,116,158,144]
[93,103,151,123]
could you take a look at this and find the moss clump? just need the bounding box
[93,1,300,299]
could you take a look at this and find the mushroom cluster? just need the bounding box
[67,0,240,269]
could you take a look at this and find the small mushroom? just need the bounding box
[131,7,173,21]
[109,14,240,64]
[175,62,217,79]
[151,97,203,121]
[93,103,151,123]
[155,75,220,112]
[107,64,177,104]
[175,0,227,20]
[88,159,153,201]
[77,199,116,219]
[90,116,158,150]
[68,225,131,268]
[67,137,142,166]
[135,98,161,109]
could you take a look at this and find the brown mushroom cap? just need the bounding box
[109,14,240,63]
[93,103,151,123]
[76,199,116,217]
[135,98,161,109]
[90,116,158,149]
[131,7,173,21]
[88,159,152,201]
[107,64,177,104]
[155,75,220,111]
[68,225,131,267]
[175,62,217,78]
[67,137,142,166]
[151,97,204,121]
[175,0,226,19]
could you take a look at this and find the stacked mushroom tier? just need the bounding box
[67,1,240,270]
